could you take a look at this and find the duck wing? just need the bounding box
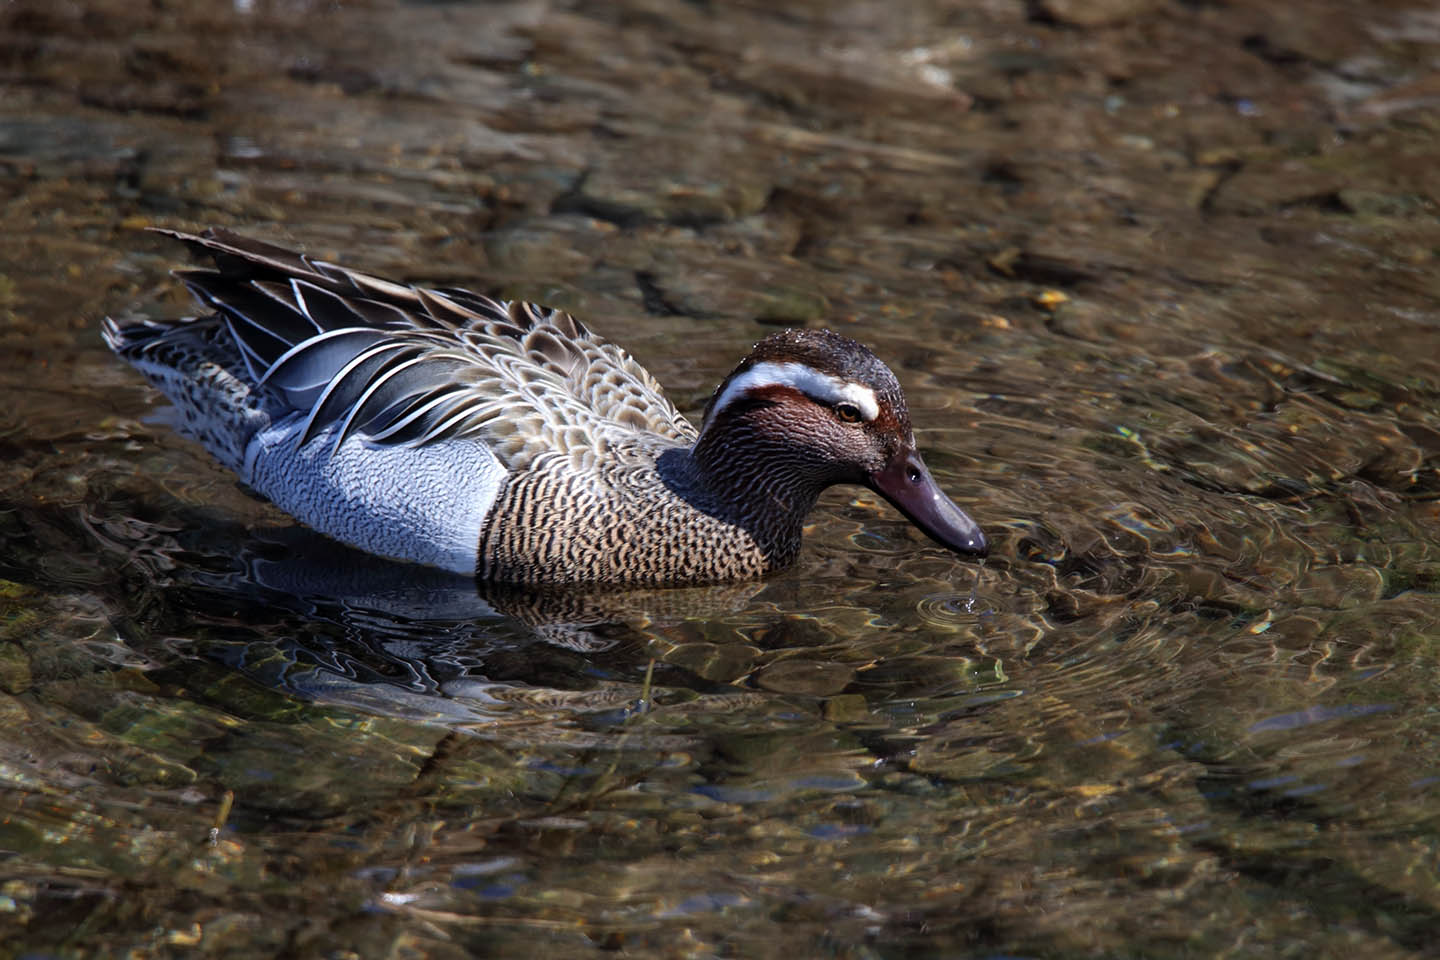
[160,229,699,471]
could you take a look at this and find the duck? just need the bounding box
[102,228,987,585]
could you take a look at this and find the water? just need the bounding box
[3,0,1440,955]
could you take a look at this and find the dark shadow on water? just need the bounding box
[1,495,772,722]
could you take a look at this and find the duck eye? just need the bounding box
[835,402,863,423]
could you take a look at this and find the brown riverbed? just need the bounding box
[3,0,1440,956]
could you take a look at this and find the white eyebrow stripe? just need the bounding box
[710,361,880,422]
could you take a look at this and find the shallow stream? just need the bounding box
[3,0,1440,955]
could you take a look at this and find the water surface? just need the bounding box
[3,0,1440,955]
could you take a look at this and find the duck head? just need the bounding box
[694,328,987,559]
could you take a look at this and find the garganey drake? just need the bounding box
[103,229,987,585]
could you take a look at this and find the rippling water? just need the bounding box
[3,0,1440,955]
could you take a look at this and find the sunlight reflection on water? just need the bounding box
[4,0,1440,955]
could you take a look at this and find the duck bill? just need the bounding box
[867,448,987,558]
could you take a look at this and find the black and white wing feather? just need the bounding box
[154,228,697,471]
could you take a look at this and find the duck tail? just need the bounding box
[102,312,270,475]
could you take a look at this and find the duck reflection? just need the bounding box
[167,523,766,723]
